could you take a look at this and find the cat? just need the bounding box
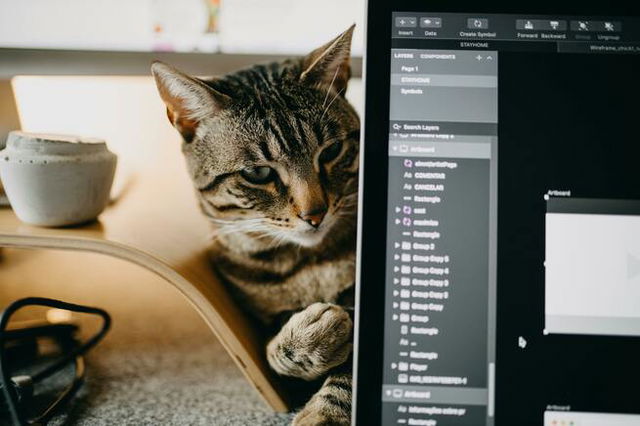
[151,25,359,425]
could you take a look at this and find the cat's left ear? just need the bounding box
[151,61,230,142]
[300,24,355,96]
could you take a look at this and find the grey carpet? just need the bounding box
[48,343,294,425]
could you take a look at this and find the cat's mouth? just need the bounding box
[286,212,338,247]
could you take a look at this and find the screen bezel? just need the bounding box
[353,1,640,425]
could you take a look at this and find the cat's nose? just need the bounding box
[299,207,327,228]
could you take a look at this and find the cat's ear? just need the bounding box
[151,61,230,142]
[300,24,355,96]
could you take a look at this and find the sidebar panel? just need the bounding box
[381,49,498,426]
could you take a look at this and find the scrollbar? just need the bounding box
[488,362,495,418]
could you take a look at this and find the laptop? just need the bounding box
[353,1,640,425]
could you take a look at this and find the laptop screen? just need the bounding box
[381,12,640,425]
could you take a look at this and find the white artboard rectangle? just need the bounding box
[545,204,640,336]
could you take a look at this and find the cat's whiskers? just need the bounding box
[209,216,303,248]
[203,214,264,225]
[332,192,358,218]
[208,217,272,241]
[320,87,345,122]
[263,229,291,250]
[211,223,268,237]
[322,65,341,109]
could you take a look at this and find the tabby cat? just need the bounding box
[151,26,359,425]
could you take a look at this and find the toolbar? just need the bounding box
[392,12,640,44]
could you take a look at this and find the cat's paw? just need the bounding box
[267,303,352,380]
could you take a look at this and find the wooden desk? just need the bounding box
[0,150,289,412]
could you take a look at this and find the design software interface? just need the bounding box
[382,12,640,426]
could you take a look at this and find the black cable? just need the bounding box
[0,297,111,425]
[32,356,85,425]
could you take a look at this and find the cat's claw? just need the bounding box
[267,302,352,381]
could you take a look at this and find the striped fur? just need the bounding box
[152,26,358,425]
[294,373,353,425]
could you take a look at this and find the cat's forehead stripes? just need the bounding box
[258,140,274,162]
[207,59,353,160]
[246,109,318,162]
[268,113,296,154]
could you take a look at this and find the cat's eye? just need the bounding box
[319,141,343,164]
[240,166,275,184]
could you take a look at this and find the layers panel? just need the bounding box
[381,49,498,426]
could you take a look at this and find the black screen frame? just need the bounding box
[353,1,640,425]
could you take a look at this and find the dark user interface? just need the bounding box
[382,12,640,426]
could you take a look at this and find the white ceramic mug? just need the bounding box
[0,131,117,226]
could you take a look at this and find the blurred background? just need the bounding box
[0,0,364,54]
[0,0,365,192]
